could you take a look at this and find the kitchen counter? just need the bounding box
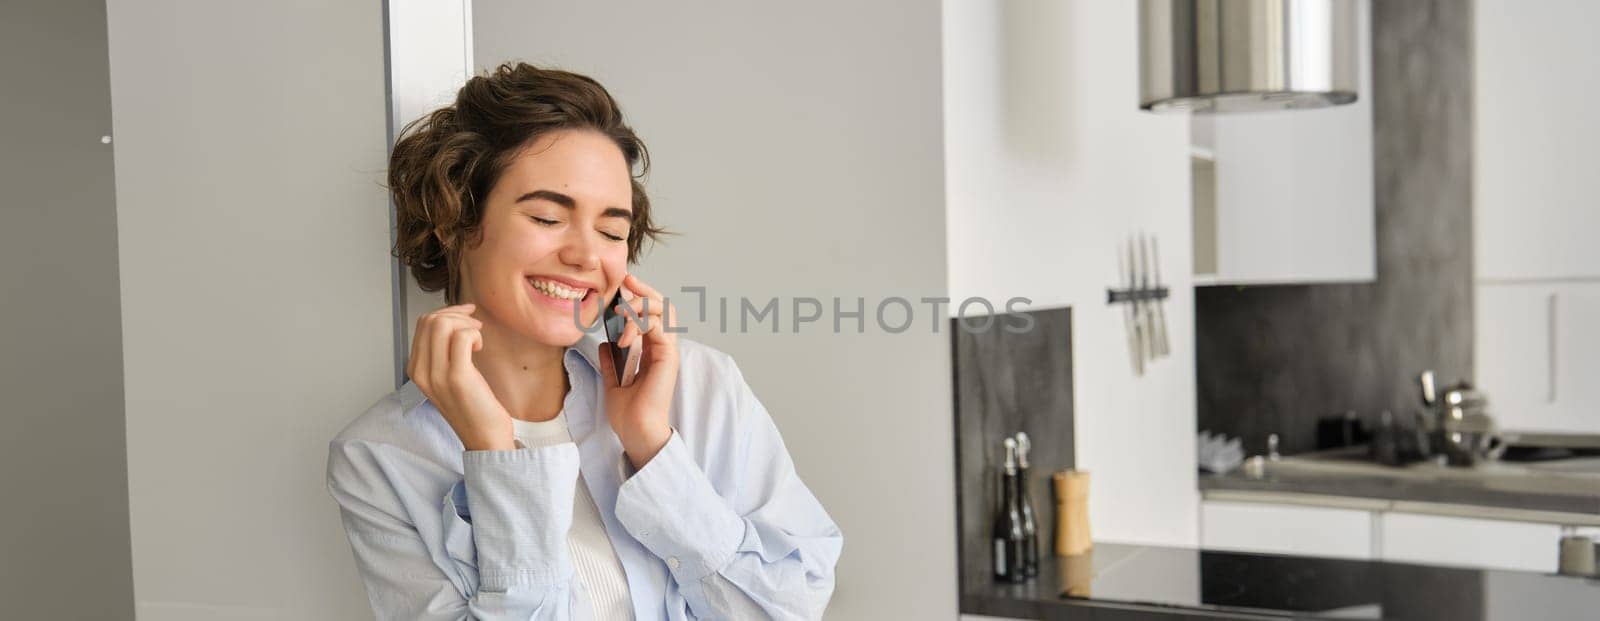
[960,542,1600,620]
[1199,449,1600,523]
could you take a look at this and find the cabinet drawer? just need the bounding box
[1201,501,1374,560]
[1380,513,1559,573]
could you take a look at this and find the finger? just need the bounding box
[622,273,661,300]
[435,305,481,321]
[631,309,676,351]
[617,297,663,348]
[626,297,678,349]
[635,324,676,376]
[638,305,678,349]
[656,300,679,331]
[408,321,427,387]
[430,314,480,390]
[448,326,480,380]
[437,311,485,327]
[412,308,484,388]
[429,315,454,391]
[646,303,679,344]
[620,314,639,349]
[620,295,664,320]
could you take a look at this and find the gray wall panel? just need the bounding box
[0,1,135,617]
[107,0,393,616]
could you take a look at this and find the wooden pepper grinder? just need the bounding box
[1052,469,1092,556]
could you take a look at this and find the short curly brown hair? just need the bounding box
[387,62,667,305]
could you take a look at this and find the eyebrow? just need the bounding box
[515,189,632,220]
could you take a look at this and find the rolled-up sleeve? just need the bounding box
[461,445,579,593]
[614,429,744,579]
[328,439,592,620]
[612,361,844,620]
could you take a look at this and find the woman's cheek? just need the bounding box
[602,255,629,289]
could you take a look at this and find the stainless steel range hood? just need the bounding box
[1140,0,1360,113]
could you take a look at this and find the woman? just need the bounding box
[326,62,842,620]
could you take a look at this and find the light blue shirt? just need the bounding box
[326,329,843,620]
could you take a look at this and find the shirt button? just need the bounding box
[667,557,680,569]
[638,530,650,538]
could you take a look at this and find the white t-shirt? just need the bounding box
[512,412,634,620]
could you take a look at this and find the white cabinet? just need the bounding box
[1473,0,1600,435]
[1202,497,1593,574]
[1476,283,1600,433]
[1190,0,1374,286]
[1380,513,1561,574]
[1201,501,1375,560]
[1475,0,1600,281]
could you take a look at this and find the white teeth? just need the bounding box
[529,278,586,300]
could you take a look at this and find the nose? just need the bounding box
[556,226,601,273]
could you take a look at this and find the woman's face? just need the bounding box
[458,129,633,347]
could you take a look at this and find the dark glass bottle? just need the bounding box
[1015,432,1039,577]
[992,437,1026,583]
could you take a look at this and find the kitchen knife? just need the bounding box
[1136,234,1154,364]
[1127,238,1145,375]
[1151,236,1171,356]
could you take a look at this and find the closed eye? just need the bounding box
[530,216,559,226]
[600,231,626,242]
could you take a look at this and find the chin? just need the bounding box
[531,328,585,348]
[513,309,587,347]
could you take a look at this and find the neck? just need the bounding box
[469,315,569,423]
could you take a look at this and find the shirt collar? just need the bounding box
[565,325,607,377]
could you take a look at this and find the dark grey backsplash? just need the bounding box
[1196,0,1474,456]
[951,306,1074,593]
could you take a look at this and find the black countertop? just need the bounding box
[1199,451,1600,518]
[961,543,1600,620]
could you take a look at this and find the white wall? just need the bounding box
[107,1,393,618]
[469,1,955,619]
[942,0,1199,546]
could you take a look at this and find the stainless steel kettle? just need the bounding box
[1418,371,1506,466]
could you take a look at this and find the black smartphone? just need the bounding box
[601,288,642,387]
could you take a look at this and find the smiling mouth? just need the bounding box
[527,277,594,302]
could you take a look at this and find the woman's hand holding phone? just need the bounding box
[599,273,679,470]
[407,303,515,452]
